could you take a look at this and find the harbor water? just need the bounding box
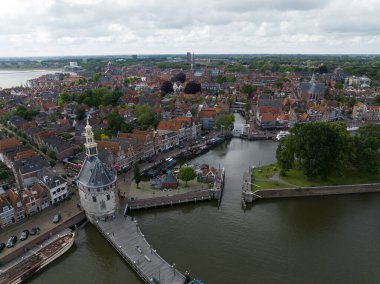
[25,114,380,283]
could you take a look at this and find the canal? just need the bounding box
[29,127,380,283]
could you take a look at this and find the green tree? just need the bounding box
[241,84,255,96]
[106,112,133,135]
[373,94,380,106]
[179,167,197,187]
[75,108,86,121]
[160,80,174,94]
[184,81,202,94]
[276,136,295,173]
[135,105,156,130]
[216,75,227,84]
[215,113,235,130]
[335,82,344,90]
[354,124,380,174]
[133,162,141,188]
[277,122,354,179]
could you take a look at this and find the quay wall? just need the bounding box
[127,190,216,211]
[243,183,380,202]
[0,211,86,265]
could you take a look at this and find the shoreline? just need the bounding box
[242,182,380,203]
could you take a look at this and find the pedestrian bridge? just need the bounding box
[233,123,250,137]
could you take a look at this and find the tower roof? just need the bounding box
[77,155,116,187]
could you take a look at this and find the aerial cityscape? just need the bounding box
[0,0,380,283]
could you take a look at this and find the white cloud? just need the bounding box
[0,0,379,56]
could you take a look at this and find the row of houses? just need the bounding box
[96,117,202,171]
[0,137,68,228]
[8,115,75,160]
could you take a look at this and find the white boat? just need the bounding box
[275,131,290,141]
[346,126,359,132]
[0,231,75,284]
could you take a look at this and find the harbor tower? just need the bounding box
[77,120,118,222]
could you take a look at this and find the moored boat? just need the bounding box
[275,131,289,141]
[0,231,75,284]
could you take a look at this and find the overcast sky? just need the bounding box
[1,0,379,57]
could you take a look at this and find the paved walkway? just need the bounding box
[0,194,81,260]
[127,179,209,200]
[95,214,186,284]
[266,171,297,187]
[127,190,214,211]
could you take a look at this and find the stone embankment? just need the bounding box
[128,168,225,212]
[242,183,380,203]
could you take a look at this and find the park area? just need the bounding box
[252,163,380,191]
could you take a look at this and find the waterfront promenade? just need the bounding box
[95,214,187,284]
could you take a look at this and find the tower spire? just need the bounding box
[84,120,98,157]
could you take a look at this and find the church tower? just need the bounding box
[77,120,118,222]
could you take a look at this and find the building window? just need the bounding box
[107,194,110,201]
[92,196,97,202]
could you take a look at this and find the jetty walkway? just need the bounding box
[95,214,187,284]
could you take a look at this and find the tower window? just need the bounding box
[92,196,97,202]
[107,194,110,201]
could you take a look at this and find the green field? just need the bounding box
[252,163,380,190]
[252,164,278,179]
[281,167,380,187]
[251,180,293,190]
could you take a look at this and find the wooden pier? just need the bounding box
[94,214,188,284]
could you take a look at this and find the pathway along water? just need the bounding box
[29,130,380,283]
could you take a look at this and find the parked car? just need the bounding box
[67,172,75,178]
[6,235,17,248]
[0,243,5,253]
[53,213,61,223]
[20,230,29,241]
[30,227,40,236]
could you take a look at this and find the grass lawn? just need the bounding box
[252,164,278,179]
[251,180,294,190]
[281,167,380,187]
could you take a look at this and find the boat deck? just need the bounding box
[0,229,74,284]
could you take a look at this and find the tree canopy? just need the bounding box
[160,80,174,94]
[133,162,141,187]
[135,105,157,130]
[3,106,40,123]
[184,81,202,94]
[373,94,380,106]
[276,122,355,179]
[171,72,186,83]
[107,112,133,135]
[179,167,197,186]
[58,87,123,108]
[215,113,235,130]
